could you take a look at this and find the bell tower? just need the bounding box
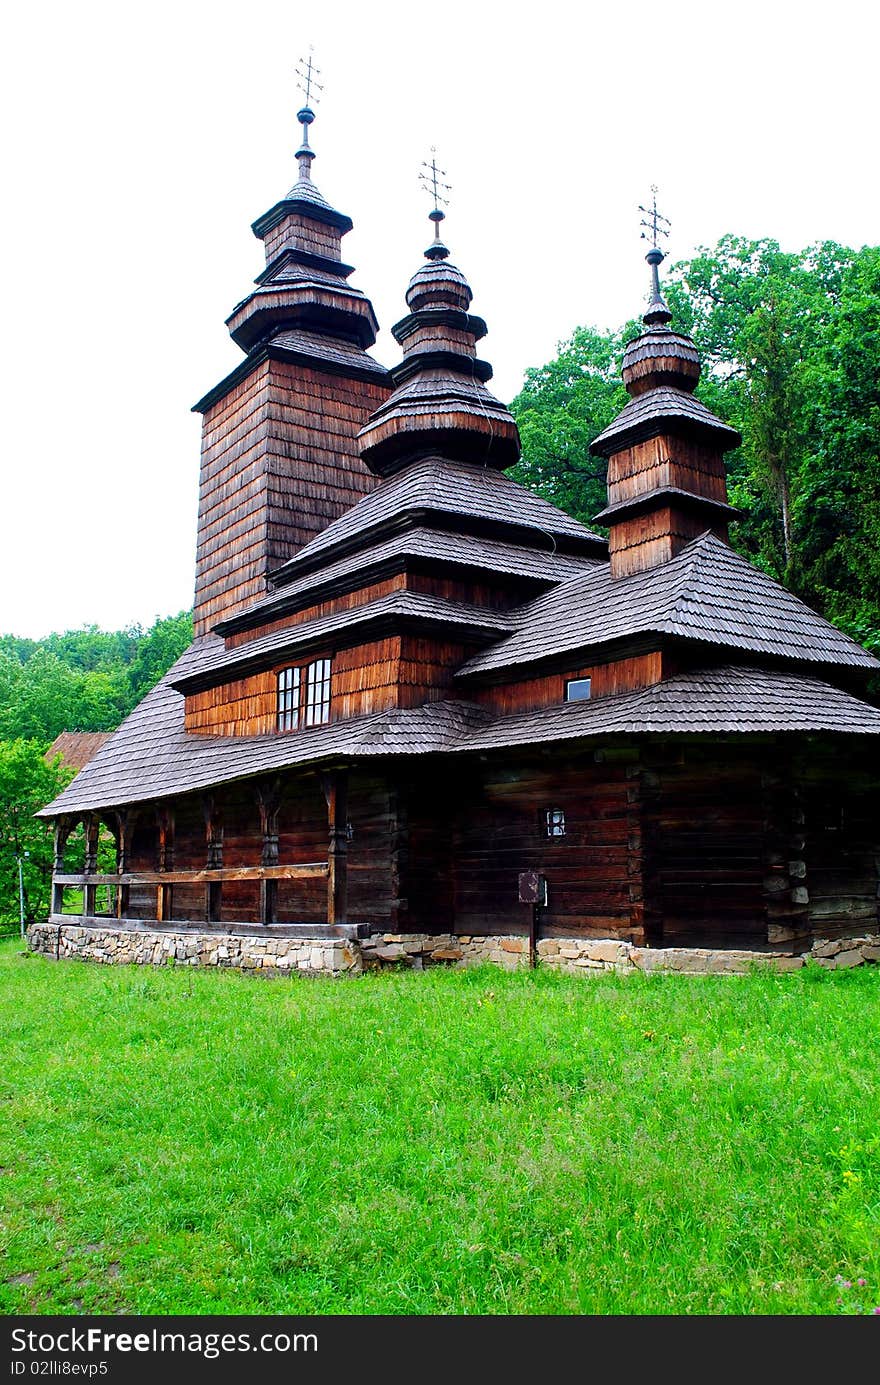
[191,61,391,636]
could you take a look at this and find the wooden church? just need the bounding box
[38,94,880,959]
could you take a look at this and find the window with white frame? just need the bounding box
[565,677,592,702]
[276,659,331,731]
[304,658,332,727]
[277,666,301,731]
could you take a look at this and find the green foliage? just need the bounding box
[126,611,194,703]
[0,610,193,924]
[1,951,879,1314]
[0,742,72,930]
[507,326,628,527]
[0,610,193,743]
[509,235,880,655]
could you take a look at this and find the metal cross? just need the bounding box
[295,50,323,107]
[639,185,671,249]
[419,149,452,212]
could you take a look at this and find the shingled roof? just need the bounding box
[37,655,493,817]
[459,666,880,750]
[270,454,607,583]
[172,592,518,693]
[590,386,741,455]
[219,527,599,633]
[44,732,112,773]
[38,651,880,819]
[458,531,880,678]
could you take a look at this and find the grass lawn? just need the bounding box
[1,938,878,1316]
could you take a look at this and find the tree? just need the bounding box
[0,741,72,928]
[508,326,629,528]
[126,610,193,703]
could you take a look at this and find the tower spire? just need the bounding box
[638,185,672,326]
[294,49,324,183]
[419,149,451,261]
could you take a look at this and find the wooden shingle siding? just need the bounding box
[263,215,342,262]
[473,655,664,716]
[194,359,388,637]
[225,578,406,649]
[607,437,729,508]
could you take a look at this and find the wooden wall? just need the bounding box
[606,436,728,509]
[609,506,724,578]
[66,739,878,945]
[194,359,388,637]
[643,743,768,944]
[442,753,642,941]
[605,434,730,578]
[225,578,406,649]
[262,214,342,263]
[801,747,880,936]
[471,653,663,716]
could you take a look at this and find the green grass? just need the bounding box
[1,938,879,1316]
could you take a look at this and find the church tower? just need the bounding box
[191,69,390,636]
[590,196,741,577]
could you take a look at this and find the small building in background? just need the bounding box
[44,733,112,774]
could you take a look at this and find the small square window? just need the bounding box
[546,808,566,838]
[566,677,592,702]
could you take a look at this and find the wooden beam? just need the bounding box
[54,864,328,886]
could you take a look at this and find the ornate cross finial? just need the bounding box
[296,49,323,108]
[639,185,671,252]
[419,148,452,261]
[294,49,323,181]
[638,185,672,326]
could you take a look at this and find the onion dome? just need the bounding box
[620,248,701,396]
[224,90,379,357]
[357,159,520,477]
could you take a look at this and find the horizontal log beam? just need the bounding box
[54,864,328,886]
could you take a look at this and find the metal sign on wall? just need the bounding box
[518,871,547,906]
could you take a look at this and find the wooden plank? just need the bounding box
[54,864,328,886]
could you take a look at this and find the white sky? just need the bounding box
[2,0,878,639]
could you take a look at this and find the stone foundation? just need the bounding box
[26,922,361,977]
[25,922,880,978]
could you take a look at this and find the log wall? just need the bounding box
[446,752,642,941]
[801,747,880,936]
[644,744,767,944]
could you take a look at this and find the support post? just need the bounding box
[255,779,282,925]
[321,769,349,929]
[157,806,175,924]
[52,816,76,916]
[112,809,137,921]
[202,796,223,924]
[83,815,99,917]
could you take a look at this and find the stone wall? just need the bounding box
[26,922,880,978]
[26,923,360,977]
